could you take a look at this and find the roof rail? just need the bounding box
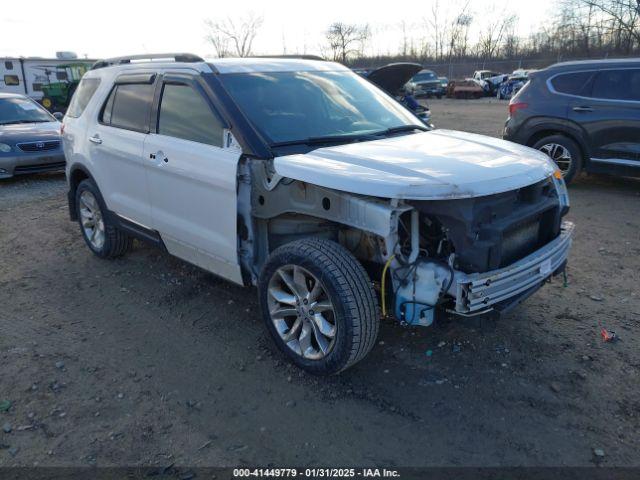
[91,53,204,70]
[250,55,326,61]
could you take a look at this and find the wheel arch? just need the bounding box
[67,163,97,221]
[521,119,590,163]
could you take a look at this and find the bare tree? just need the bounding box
[325,22,371,62]
[477,12,518,62]
[447,7,473,59]
[425,0,447,61]
[580,0,640,48]
[204,13,264,58]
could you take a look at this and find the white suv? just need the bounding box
[63,53,573,374]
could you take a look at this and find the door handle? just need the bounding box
[150,151,168,163]
[572,106,593,112]
[89,135,102,144]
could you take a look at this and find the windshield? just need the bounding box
[219,70,418,145]
[412,72,437,82]
[0,97,54,125]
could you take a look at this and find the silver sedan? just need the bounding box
[0,93,65,179]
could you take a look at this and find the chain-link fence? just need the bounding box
[415,54,626,79]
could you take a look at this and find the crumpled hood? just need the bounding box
[274,130,557,200]
[0,121,61,144]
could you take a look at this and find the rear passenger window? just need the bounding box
[101,83,154,132]
[550,72,593,96]
[67,78,101,118]
[592,69,640,101]
[157,83,223,146]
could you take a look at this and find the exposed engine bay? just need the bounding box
[240,158,572,327]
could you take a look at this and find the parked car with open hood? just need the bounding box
[504,58,640,183]
[366,62,432,126]
[62,54,573,374]
[0,93,65,178]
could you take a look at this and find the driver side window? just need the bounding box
[158,83,224,147]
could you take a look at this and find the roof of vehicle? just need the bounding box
[209,57,349,74]
[87,54,349,76]
[544,57,640,73]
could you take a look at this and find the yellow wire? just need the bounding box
[381,254,395,317]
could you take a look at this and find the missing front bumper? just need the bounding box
[453,221,574,314]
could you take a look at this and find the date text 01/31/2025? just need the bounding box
[233,468,401,478]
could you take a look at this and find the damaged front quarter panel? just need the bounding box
[237,158,411,284]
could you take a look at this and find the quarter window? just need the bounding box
[158,83,223,146]
[592,69,640,101]
[67,77,101,118]
[550,72,593,96]
[101,83,154,132]
[4,75,20,86]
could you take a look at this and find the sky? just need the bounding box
[0,0,555,60]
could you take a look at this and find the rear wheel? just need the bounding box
[75,179,132,258]
[532,134,583,184]
[258,238,379,375]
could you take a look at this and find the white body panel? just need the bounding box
[274,130,557,200]
[63,63,243,284]
[143,134,243,284]
[88,125,152,227]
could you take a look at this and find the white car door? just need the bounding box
[143,74,243,284]
[88,75,155,227]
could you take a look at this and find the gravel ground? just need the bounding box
[1,98,639,468]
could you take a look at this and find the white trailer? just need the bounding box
[0,55,94,110]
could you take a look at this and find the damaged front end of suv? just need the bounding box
[238,129,573,328]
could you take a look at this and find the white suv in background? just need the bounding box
[63,53,573,374]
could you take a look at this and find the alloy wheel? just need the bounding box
[538,143,572,176]
[79,190,105,250]
[267,265,337,360]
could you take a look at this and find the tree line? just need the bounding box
[204,0,639,73]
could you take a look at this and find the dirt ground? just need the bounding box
[1,98,639,469]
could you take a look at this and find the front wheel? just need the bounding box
[258,238,379,375]
[532,135,583,184]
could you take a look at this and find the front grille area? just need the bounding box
[14,161,65,174]
[17,140,61,152]
[411,178,563,273]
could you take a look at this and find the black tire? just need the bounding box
[258,238,379,375]
[532,134,583,184]
[75,179,132,259]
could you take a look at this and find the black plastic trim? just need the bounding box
[105,211,167,250]
[115,73,156,85]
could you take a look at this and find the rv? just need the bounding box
[0,54,94,111]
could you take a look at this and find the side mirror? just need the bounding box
[53,112,64,122]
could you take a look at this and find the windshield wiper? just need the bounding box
[269,125,428,149]
[373,125,429,136]
[0,119,49,125]
[270,133,377,148]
